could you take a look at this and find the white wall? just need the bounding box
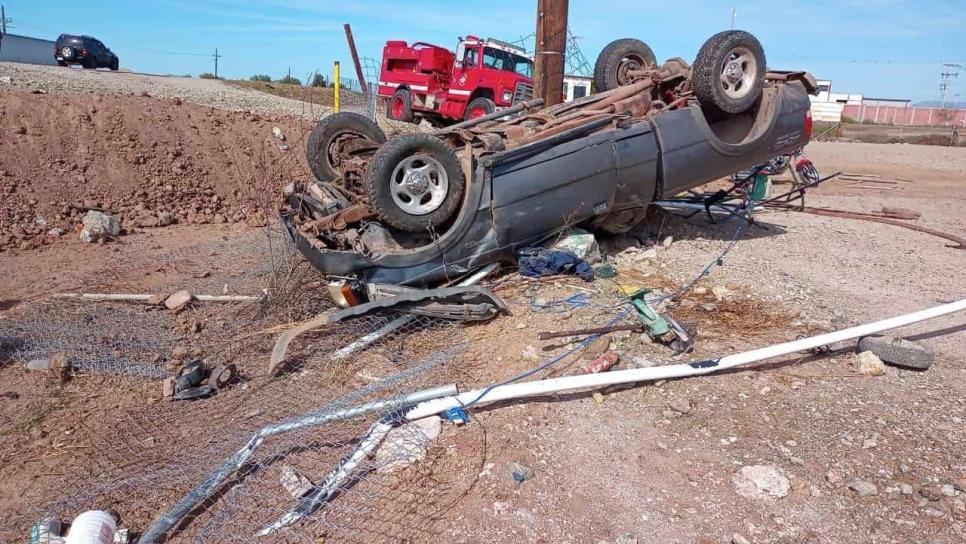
[0,33,57,66]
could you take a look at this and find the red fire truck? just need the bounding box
[377,36,534,124]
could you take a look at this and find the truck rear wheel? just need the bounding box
[306,112,387,182]
[593,38,657,92]
[464,97,495,120]
[692,30,766,115]
[387,88,415,123]
[366,134,465,232]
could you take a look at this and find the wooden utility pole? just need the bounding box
[533,0,568,107]
[343,23,368,96]
[213,47,221,78]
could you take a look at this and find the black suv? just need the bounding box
[54,34,119,70]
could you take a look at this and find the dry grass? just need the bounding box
[228,80,335,107]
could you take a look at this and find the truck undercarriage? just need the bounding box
[287,31,817,289]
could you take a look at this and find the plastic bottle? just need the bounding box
[30,517,62,543]
[64,511,116,544]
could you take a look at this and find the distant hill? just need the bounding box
[913,100,966,109]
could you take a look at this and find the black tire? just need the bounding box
[83,56,97,69]
[306,112,387,183]
[464,97,496,121]
[366,134,465,232]
[857,335,935,370]
[110,58,119,71]
[57,61,68,67]
[387,88,414,123]
[692,30,766,115]
[593,38,657,92]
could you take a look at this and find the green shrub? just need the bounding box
[250,74,272,82]
[199,72,222,80]
[310,73,326,87]
[277,75,302,86]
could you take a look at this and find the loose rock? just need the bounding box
[374,416,442,473]
[856,351,885,376]
[849,480,878,497]
[79,210,120,242]
[733,465,790,499]
[164,290,194,311]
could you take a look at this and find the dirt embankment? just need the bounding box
[0,92,313,251]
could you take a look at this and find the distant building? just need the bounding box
[563,75,592,102]
[810,79,864,122]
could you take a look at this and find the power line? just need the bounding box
[1,5,13,34]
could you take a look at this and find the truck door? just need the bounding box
[448,42,478,104]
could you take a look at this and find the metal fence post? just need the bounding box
[334,61,341,113]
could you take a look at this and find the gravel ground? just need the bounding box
[0,61,332,119]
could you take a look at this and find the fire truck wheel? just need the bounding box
[692,30,766,115]
[464,97,496,121]
[388,88,415,122]
[366,134,465,233]
[593,38,656,92]
[306,112,387,182]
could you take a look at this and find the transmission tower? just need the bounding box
[940,64,962,109]
[565,29,593,77]
[506,27,592,78]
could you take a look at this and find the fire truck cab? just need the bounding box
[378,36,534,124]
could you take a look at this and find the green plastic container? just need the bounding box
[749,173,771,201]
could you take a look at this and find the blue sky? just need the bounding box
[5,0,964,102]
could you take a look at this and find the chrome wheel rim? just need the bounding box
[719,46,757,99]
[61,47,73,58]
[389,154,448,216]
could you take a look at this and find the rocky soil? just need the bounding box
[0,91,314,251]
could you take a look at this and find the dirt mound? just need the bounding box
[0,92,314,251]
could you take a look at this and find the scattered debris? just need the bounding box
[272,126,286,141]
[518,247,594,282]
[540,323,644,341]
[79,210,120,243]
[856,351,886,376]
[857,335,935,370]
[732,465,790,499]
[269,285,506,374]
[510,462,534,484]
[207,364,237,389]
[583,352,620,374]
[550,228,601,262]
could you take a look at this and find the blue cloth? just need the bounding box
[517,247,594,282]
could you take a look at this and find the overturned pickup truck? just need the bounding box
[282,30,816,289]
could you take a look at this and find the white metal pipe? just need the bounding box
[53,293,261,302]
[406,299,966,420]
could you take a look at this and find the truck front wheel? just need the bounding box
[464,97,495,120]
[387,89,415,123]
[366,134,465,232]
